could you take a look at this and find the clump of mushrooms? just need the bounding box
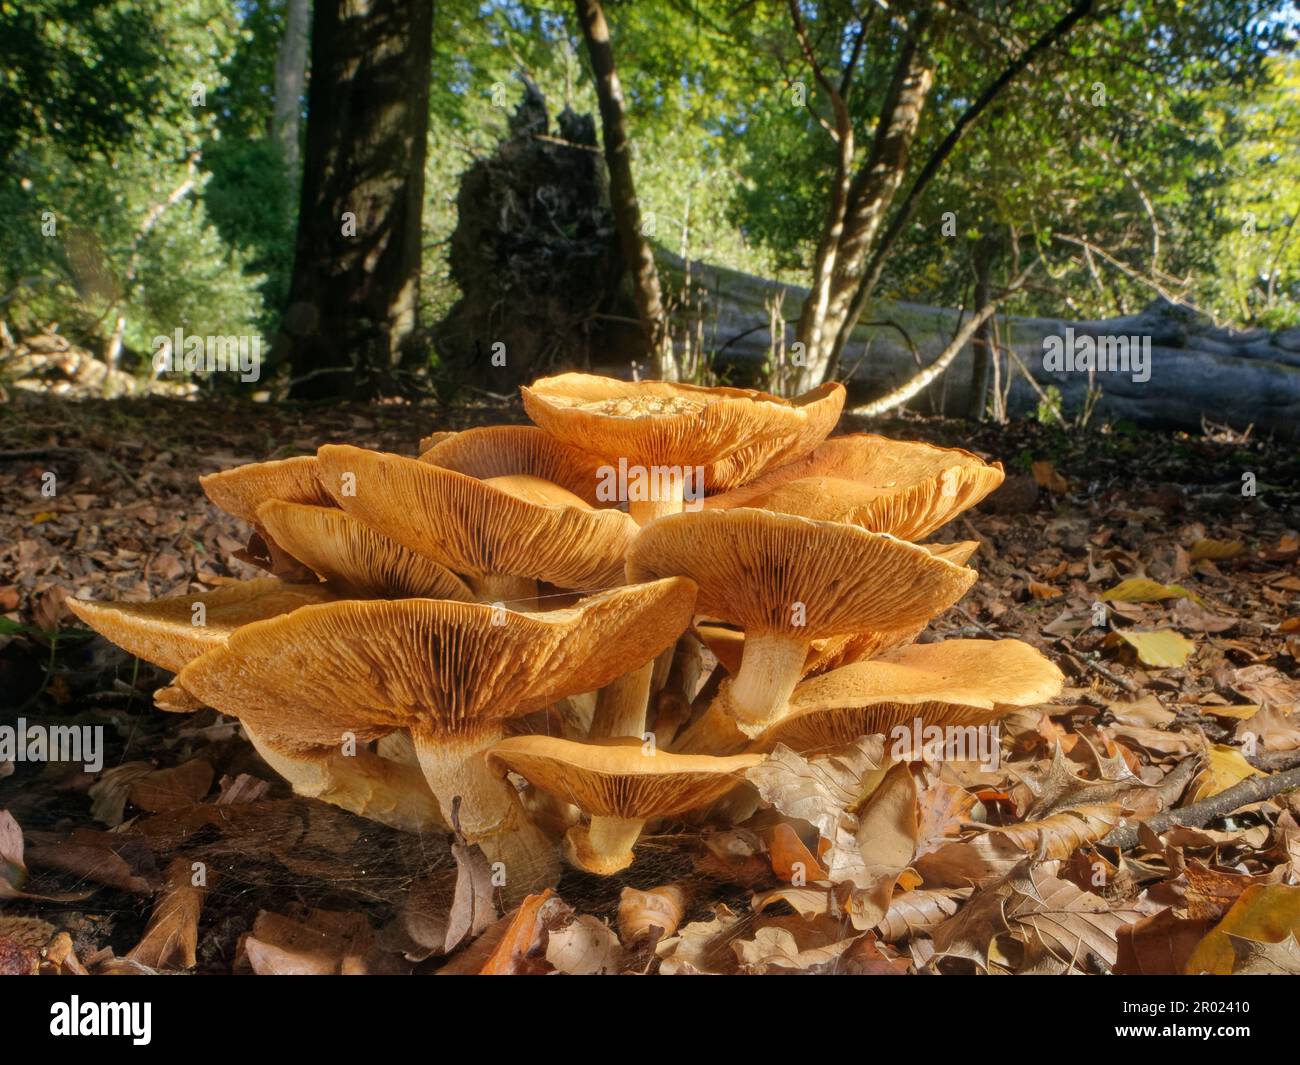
[71,371,1062,903]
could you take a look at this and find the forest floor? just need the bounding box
[1,391,1298,975]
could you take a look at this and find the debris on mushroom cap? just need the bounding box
[520,372,844,477]
[199,455,335,525]
[627,508,977,639]
[176,578,698,756]
[315,444,638,590]
[256,500,474,601]
[758,639,1066,751]
[68,579,336,675]
[705,434,1004,540]
[418,425,610,506]
[487,736,762,819]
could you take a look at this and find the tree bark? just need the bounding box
[794,18,934,392]
[282,0,434,399]
[967,234,999,420]
[825,0,1098,381]
[574,0,670,377]
[273,0,311,172]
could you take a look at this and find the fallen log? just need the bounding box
[653,252,1300,440]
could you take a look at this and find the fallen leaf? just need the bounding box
[545,915,624,975]
[1189,745,1261,802]
[1108,629,1195,668]
[127,856,207,969]
[1185,884,1300,974]
[1190,538,1243,561]
[1100,578,1199,604]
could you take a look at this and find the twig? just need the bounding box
[1102,765,1300,851]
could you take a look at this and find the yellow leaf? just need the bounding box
[1100,578,1199,604]
[1189,744,1261,802]
[1185,884,1300,974]
[1202,704,1262,721]
[1190,538,1243,561]
[32,511,57,524]
[1111,629,1196,668]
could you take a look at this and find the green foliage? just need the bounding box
[1,0,268,369]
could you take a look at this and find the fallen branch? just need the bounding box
[1102,765,1300,851]
[846,262,1034,417]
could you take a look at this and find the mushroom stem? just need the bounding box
[245,726,445,834]
[588,663,654,740]
[412,729,560,901]
[726,632,810,735]
[629,495,685,526]
[467,573,538,609]
[564,816,646,875]
[670,701,750,755]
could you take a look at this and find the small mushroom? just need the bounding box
[316,444,637,604]
[66,581,442,833]
[520,373,845,523]
[487,736,761,875]
[706,434,1004,540]
[756,639,1065,752]
[177,579,698,899]
[256,500,474,600]
[627,508,977,736]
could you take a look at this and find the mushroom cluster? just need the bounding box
[70,372,1063,903]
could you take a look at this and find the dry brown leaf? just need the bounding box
[1115,907,1215,975]
[127,759,214,813]
[545,915,624,974]
[478,890,568,975]
[126,856,207,970]
[655,905,744,975]
[876,888,969,943]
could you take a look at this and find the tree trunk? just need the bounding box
[273,0,311,172]
[573,0,670,378]
[282,0,433,400]
[967,234,999,420]
[794,24,934,392]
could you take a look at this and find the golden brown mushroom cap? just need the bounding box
[626,508,977,640]
[67,579,336,674]
[705,435,1004,539]
[488,736,761,819]
[418,425,609,506]
[757,639,1065,751]
[315,444,637,589]
[256,500,474,601]
[702,383,846,491]
[200,456,334,525]
[520,372,844,488]
[176,578,698,756]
